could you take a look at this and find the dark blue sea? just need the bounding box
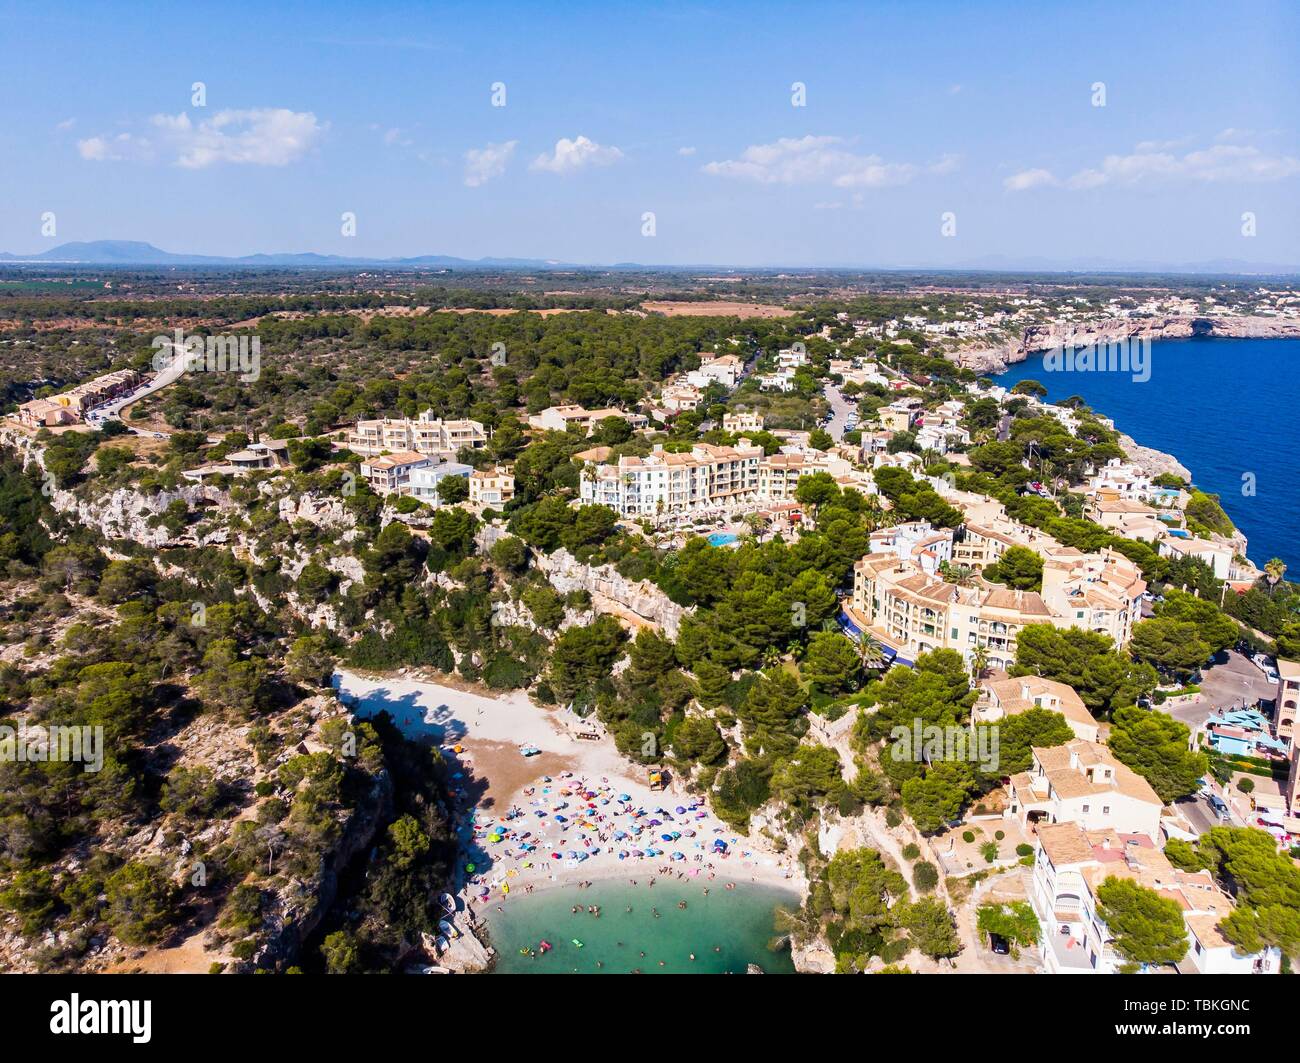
[995,336,1300,571]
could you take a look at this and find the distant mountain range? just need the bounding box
[0,240,1297,276]
[0,240,568,269]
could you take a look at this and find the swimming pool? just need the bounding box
[706,532,738,547]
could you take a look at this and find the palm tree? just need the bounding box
[1265,557,1287,596]
[969,645,990,682]
[859,636,889,671]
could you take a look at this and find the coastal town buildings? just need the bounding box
[974,675,1099,743]
[181,440,291,482]
[1039,548,1146,647]
[847,545,1143,669]
[526,405,649,435]
[346,411,487,457]
[576,439,872,520]
[879,398,923,432]
[15,368,141,427]
[468,466,515,509]
[1006,738,1162,838]
[409,460,474,504]
[685,352,742,389]
[1031,822,1278,975]
[1279,660,1300,818]
[866,521,954,576]
[360,451,433,494]
[722,410,764,434]
[579,441,763,518]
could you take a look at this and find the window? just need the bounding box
[1102,806,1110,815]
[1081,804,1090,813]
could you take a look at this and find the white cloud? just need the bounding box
[55,118,76,131]
[1003,167,1059,192]
[79,108,324,168]
[463,139,517,187]
[381,127,413,147]
[702,135,947,188]
[678,146,696,156]
[530,135,624,174]
[77,133,151,162]
[1007,141,1300,191]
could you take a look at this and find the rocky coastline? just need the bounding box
[951,314,1300,374]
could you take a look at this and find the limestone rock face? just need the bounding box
[533,548,691,638]
[791,939,836,974]
[277,494,359,536]
[951,314,1300,373]
[1117,433,1191,483]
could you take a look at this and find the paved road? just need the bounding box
[824,384,854,441]
[88,349,186,436]
[1162,649,1276,731]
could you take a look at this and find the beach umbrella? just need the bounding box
[671,852,685,861]
[675,806,686,814]
[619,794,631,802]
[661,833,673,842]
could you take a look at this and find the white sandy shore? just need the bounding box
[332,668,806,910]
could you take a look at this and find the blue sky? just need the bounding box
[0,0,1297,267]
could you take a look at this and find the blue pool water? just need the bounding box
[996,336,1300,570]
[707,532,739,547]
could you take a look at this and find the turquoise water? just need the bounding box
[485,880,799,974]
[996,337,1300,570]
[707,532,739,547]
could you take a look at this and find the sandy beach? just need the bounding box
[333,669,805,913]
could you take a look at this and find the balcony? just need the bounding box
[1046,928,1094,971]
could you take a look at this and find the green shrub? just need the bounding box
[912,861,939,893]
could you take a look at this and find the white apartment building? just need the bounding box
[849,545,1144,670]
[1006,739,1162,838]
[658,383,704,413]
[974,676,1100,743]
[757,449,853,501]
[360,451,434,494]
[866,521,954,575]
[347,411,487,457]
[758,370,796,392]
[408,461,474,504]
[1031,822,1278,975]
[579,442,762,518]
[686,353,742,389]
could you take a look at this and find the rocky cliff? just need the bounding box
[952,314,1300,374]
[533,548,691,638]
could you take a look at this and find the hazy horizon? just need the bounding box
[1,0,1297,268]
